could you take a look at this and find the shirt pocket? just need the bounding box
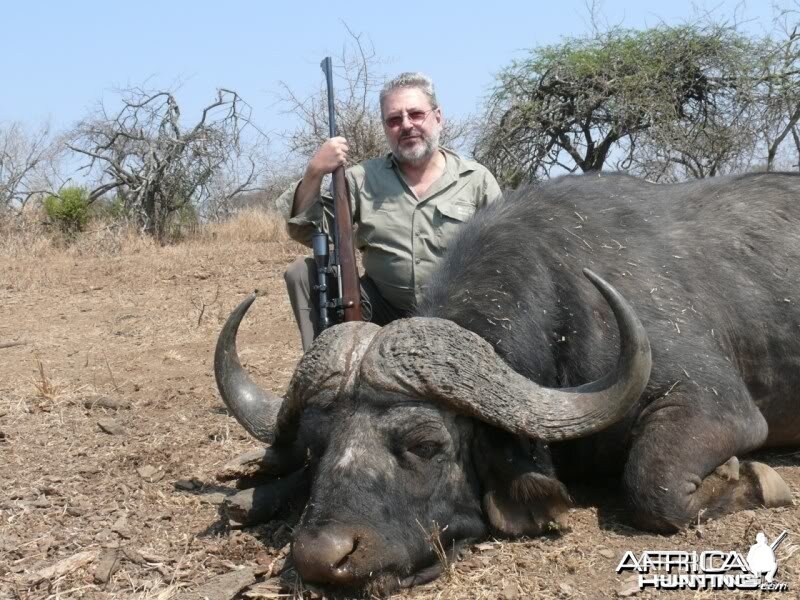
[359,194,406,247]
[434,199,478,248]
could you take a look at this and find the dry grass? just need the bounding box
[0,208,303,294]
[200,208,290,244]
[0,209,154,259]
[0,208,291,261]
[418,521,453,580]
[0,209,52,257]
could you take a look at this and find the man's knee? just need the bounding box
[284,256,313,287]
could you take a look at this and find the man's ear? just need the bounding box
[472,425,571,536]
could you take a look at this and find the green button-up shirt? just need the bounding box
[277,148,502,311]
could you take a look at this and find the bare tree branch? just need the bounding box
[0,122,62,213]
[68,87,270,239]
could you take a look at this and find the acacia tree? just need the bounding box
[475,25,761,186]
[757,15,800,172]
[631,21,800,181]
[68,87,268,240]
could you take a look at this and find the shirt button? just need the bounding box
[415,258,421,264]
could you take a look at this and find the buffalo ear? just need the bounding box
[472,426,571,536]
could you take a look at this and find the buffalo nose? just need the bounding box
[292,527,360,585]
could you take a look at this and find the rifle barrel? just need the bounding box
[770,530,789,551]
[321,57,336,138]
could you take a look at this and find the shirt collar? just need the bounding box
[383,147,475,177]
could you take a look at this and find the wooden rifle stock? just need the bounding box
[332,166,362,322]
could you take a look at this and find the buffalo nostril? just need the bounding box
[334,536,359,569]
[293,528,360,585]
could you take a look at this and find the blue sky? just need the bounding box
[1,0,784,153]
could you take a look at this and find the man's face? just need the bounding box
[382,87,443,165]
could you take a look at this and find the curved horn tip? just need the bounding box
[582,268,603,286]
[217,294,253,343]
[242,291,258,309]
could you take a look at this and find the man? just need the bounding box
[278,72,502,350]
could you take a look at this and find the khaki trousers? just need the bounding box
[284,257,408,351]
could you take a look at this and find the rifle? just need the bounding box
[312,57,362,333]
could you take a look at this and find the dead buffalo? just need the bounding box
[214,172,797,595]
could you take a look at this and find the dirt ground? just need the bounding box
[1,223,799,599]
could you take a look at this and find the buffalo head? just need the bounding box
[214,270,651,595]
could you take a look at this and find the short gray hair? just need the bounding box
[379,72,438,117]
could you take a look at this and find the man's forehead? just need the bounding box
[382,87,433,113]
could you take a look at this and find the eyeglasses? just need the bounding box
[383,108,435,129]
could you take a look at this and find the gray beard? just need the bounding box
[391,128,441,165]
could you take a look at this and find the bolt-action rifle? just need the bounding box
[312,57,362,333]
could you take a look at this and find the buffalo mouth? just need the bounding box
[299,563,446,598]
[290,525,465,597]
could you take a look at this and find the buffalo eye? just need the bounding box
[407,441,442,460]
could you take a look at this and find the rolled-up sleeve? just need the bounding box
[275,180,327,247]
[278,172,360,247]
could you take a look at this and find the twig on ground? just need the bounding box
[191,284,220,327]
[0,340,29,349]
[104,355,119,390]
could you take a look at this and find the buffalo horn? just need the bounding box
[358,269,651,442]
[214,294,285,444]
[215,294,380,445]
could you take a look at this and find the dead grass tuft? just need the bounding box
[200,208,290,244]
[0,210,157,259]
[28,357,77,414]
[63,222,157,256]
[33,357,61,401]
[418,520,456,582]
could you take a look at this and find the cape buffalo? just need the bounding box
[215,172,798,595]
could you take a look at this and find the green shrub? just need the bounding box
[44,187,90,234]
